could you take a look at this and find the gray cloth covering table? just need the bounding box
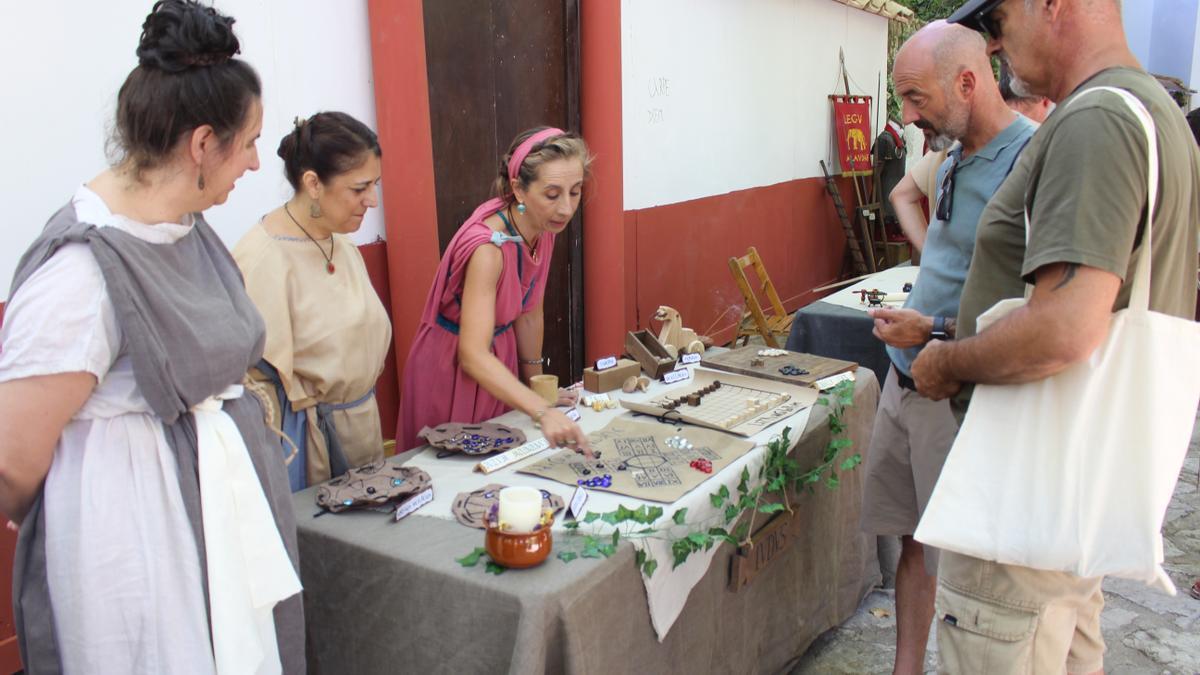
[293,370,881,674]
[785,302,891,385]
[785,264,916,385]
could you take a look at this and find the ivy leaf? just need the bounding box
[708,527,737,546]
[456,547,486,567]
[710,492,725,508]
[840,454,862,471]
[672,539,692,569]
[826,474,840,489]
[757,502,786,514]
[582,512,602,523]
[739,466,751,492]
[829,438,853,450]
[686,532,710,548]
[598,543,617,557]
[617,505,636,522]
[719,484,730,499]
[724,504,740,523]
[816,396,830,407]
[601,511,619,525]
[557,550,578,563]
[642,558,658,578]
[635,549,647,567]
[611,529,621,547]
[485,561,506,575]
[734,522,750,541]
[672,507,688,525]
[636,527,656,535]
[646,506,665,522]
[563,519,580,530]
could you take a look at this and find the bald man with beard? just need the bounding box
[911,1,1200,672]
[861,20,1036,675]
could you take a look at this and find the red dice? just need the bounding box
[690,458,713,474]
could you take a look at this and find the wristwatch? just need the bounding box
[930,316,950,341]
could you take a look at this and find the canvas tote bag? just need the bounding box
[915,87,1200,593]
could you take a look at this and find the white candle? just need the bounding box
[498,487,542,534]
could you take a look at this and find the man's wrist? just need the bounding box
[930,315,950,341]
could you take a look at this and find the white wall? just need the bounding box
[620,0,890,210]
[0,1,382,297]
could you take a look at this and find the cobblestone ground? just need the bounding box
[792,408,1200,675]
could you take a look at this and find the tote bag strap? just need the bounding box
[1024,86,1158,311]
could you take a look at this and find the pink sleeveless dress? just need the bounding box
[398,198,555,452]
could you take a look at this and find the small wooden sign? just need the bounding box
[729,511,795,591]
[662,368,691,384]
[595,355,618,371]
[680,353,701,365]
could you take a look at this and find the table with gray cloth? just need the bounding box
[785,303,890,385]
[293,370,881,674]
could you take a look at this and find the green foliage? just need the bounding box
[456,547,486,568]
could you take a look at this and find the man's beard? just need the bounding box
[1002,54,1035,97]
[927,133,955,152]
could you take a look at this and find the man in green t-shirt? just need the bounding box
[910,1,1200,673]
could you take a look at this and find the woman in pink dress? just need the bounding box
[399,127,592,453]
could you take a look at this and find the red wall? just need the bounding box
[626,175,850,346]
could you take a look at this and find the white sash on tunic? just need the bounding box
[194,386,302,675]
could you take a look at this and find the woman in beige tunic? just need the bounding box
[234,112,391,489]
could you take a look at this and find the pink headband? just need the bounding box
[507,127,566,181]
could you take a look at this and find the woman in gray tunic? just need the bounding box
[0,1,303,673]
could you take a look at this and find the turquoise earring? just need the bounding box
[516,203,526,214]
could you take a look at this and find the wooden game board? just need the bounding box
[620,369,818,437]
[700,346,856,388]
[517,417,756,503]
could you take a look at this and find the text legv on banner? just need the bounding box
[830,95,872,176]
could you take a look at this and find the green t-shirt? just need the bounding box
[955,67,1200,408]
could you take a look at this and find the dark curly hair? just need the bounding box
[110,0,261,175]
[277,112,381,191]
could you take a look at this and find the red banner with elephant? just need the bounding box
[830,95,872,176]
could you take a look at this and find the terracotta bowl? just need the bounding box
[485,525,553,569]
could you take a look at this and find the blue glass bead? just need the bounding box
[342,499,353,506]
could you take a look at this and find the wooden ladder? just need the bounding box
[820,160,871,276]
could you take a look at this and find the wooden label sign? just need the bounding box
[729,511,795,592]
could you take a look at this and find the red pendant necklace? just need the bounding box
[284,203,335,274]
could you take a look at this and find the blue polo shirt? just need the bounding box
[888,115,1037,376]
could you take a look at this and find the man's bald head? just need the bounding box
[896,20,991,90]
[894,19,1011,152]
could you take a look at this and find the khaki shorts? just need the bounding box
[936,551,1105,674]
[860,366,958,572]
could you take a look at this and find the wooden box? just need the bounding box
[582,358,641,393]
[624,330,676,379]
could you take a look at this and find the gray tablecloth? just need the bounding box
[786,302,890,386]
[293,370,882,674]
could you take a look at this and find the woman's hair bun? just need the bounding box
[136,0,241,73]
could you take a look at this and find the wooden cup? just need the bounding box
[530,374,559,406]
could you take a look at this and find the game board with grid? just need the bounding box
[620,369,817,437]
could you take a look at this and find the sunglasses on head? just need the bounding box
[974,5,1003,39]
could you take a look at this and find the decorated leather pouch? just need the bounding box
[315,460,432,513]
[419,422,526,457]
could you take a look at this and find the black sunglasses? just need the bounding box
[935,151,962,222]
[974,6,1003,39]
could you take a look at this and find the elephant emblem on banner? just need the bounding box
[846,128,868,151]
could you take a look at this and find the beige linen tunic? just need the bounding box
[234,222,391,484]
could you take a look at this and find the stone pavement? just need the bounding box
[792,409,1200,674]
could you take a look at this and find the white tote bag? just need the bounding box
[915,87,1200,594]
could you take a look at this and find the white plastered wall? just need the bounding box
[0,1,382,297]
[621,0,890,210]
